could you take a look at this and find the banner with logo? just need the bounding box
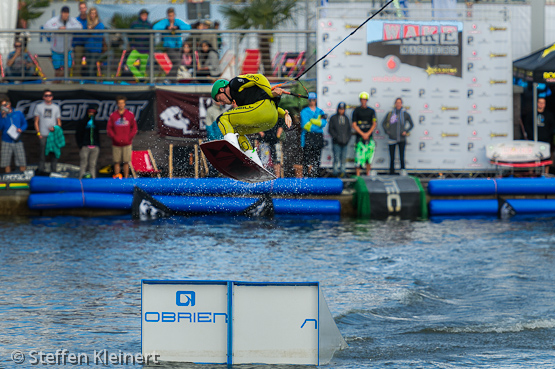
[8,90,156,131]
[156,90,212,139]
[318,19,512,171]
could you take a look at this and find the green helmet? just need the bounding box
[211,79,229,100]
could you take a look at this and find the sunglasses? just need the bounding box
[43,94,53,97]
[14,45,22,48]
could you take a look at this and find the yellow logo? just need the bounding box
[489,26,507,31]
[543,72,555,81]
[345,51,362,56]
[489,79,507,85]
[345,24,359,29]
[490,106,508,111]
[542,44,555,58]
[490,53,507,58]
[425,65,458,76]
[344,78,362,83]
[441,106,459,111]
[441,132,459,138]
[490,132,508,138]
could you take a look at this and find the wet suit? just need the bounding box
[217,74,287,152]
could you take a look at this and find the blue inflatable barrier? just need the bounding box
[428,177,555,196]
[507,199,555,214]
[429,199,499,216]
[29,177,344,196]
[28,192,341,215]
[427,179,497,196]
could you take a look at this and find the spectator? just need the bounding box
[197,41,220,80]
[213,20,222,51]
[0,95,27,173]
[258,119,284,178]
[382,97,413,175]
[152,8,191,78]
[328,102,352,177]
[83,7,105,78]
[205,99,225,141]
[129,9,152,54]
[34,90,62,173]
[5,40,36,80]
[524,97,555,174]
[107,96,138,179]
[75,108,100,179]
[43,6,83,79]
[73,1,88,77]
[300,92,327,177]
[15,18,31,51]
[352,91,377,177]
[178,41,194,79]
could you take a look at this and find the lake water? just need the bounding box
[1,214,554,368]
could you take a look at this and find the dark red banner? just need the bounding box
[156,90,212,138]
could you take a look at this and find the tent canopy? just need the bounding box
[514,43,555,84]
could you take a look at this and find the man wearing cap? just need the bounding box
[300,92,327,177]
[328,102,351,177]
[130,9,153,54]
[75,108,101,179]
[211,74,291,167]
[153,8,191,78]
[352,91,377,176]
[43,6,83,78]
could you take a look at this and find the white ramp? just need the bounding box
[141,280,347,366]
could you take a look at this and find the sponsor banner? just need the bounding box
[155,90,212,138]
[317,19,512,171]
[8,90,155,131]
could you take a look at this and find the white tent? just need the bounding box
[0,0,19,57]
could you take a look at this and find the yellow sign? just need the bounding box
[489,53,507,58]
[345,51,362,56]
[425,66,458,76]
[489,26,507,31]
[490,132,508,138]
[441,106,459,111]
[490,106,508,111]
[441,132,459,138]
[344,78,362,83]
[489,79,507,85]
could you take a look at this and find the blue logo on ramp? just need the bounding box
[176,291,195,306]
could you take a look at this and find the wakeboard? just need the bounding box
[200,139,277,183]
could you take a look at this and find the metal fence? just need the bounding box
[0,29,316,85]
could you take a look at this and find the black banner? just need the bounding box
[156,90,212,139]
[8,89,156,131]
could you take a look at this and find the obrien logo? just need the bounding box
[176,291,196,307]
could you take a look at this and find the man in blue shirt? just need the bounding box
[153,7,191,78]
[0,95,27,173]
[300,92,327,177]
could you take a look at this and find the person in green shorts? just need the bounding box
[352,91,377,176]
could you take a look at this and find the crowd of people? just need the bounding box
[0,91,137,179]
[3,3,222,82]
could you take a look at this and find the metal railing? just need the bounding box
[0,29,316,85]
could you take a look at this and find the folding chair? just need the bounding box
[130,150,161,178]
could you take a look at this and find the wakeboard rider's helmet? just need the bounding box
[211,79,229,100]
